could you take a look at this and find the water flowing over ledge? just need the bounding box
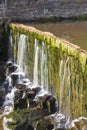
[0,23,87,130]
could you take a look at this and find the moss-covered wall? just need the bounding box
[9,23,87,120]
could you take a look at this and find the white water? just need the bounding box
[17,34,26,71]
[59,59,66,113]
[59,58,71,128]
[41,41,48,91]
[2,83,17,130]
[33,39,39,86]
[65,58,71,122]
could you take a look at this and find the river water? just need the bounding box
[29,21,87,51]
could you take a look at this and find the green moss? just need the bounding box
[78,53,87,72]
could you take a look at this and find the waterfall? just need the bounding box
[59,58,71,128]
[33,39,39,86]
[65,58,71,128]
[41,41,48,91]
[2,28,87,130]
[65,58,71,119]
[59,59,66,113]
[17,34,26,71]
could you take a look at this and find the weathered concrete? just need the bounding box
[0,0,87,23]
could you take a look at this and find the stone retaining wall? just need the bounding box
[9,23,87,120]
[0,0,87,22]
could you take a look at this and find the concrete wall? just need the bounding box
[0,0,87,22]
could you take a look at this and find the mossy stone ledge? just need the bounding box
[8,23,87,129]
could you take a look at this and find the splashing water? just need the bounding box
[3,86,17,115]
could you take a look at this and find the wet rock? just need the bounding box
[27,90,36,100]
[11,72,25,86]
[13,117,34,130]
[26,88,39,100]
[0,62,6,83]
[14,89,24,101]
[32,87,41,95]
[47,124,54,130]
[48,96,58,114]
[0,97,4,106]
[29,100,38,108]
[0,85,6,106]
[16,83,27,90]
[36,115,58,130]
[39,94,58,114]
[7,107,50,130]
[14,123,34,130]
[5,60,13,70]
[14,98,27,110]
[6,64,19,75]
[1,79,9,93]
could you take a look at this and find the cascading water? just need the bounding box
[41,41,48,91]
[65,58,71,126]
[59,59,64,113]
[33,39,39,86]
[17,34,26,72]
[56,57,71,128]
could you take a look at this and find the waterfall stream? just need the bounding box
[17,34,26,71]
[33,39,39,86]
[41,41,48,91]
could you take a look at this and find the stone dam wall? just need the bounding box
[1,0,87,23]
[9,23,87,121]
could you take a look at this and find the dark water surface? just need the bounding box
[29,21,87,51]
